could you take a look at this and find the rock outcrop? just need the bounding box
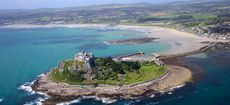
[32,65,192,104]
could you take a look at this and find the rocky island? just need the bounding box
[32,50,192,104]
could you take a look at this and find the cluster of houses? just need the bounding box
[177,25,229,40]
[191,25,230,40]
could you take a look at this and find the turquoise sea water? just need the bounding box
[0,28,170,105]
[0,28,229,105]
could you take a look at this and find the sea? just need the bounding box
[0,27,229,105]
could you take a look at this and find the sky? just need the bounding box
[0,0,190,10]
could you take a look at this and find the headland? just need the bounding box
[31,50,192,104]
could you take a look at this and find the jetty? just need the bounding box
[159,42,217,59]
[113,51,144,61]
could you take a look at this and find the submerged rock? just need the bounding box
[106,37,159,44]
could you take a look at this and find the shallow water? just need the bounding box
[0,27,230,105]
[0,27,170,105]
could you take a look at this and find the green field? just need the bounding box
[192,14,217,19]
[124,63,166,85]
[149,13,179,18]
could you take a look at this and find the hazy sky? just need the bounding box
[1,0,190,10]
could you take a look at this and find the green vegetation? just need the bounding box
[1,1,229,26]
[124,62,166,85]
[0,0,229,39]
[50,57,166,85]
[149,13,179,19]
[50,68,85,84]
[192,14,217,19]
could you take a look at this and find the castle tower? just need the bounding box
[74,50,94,69]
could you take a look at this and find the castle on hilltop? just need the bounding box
[74,50,95,69]
[57,50,95,80]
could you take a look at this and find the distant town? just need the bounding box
[0,1,229,40]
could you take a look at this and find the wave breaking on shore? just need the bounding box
[18,74,49,105]
[0,98,3,103]
[30,65,192,104]
[57,96,118,105]
[52,83,186,105]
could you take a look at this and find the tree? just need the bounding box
[111,62,125,74]
[131,62,141,70]
[71,70,84,82]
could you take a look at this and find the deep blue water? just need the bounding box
[0,27,229,105]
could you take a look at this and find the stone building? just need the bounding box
[74,50,95,69]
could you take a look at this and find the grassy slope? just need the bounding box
[124,63,166,85]
[50,62,166,85]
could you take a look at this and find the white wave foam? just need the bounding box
[169,84,185,91]
[24,92,49,105]
[159,84,185,95]
[82,96,96,99]
[18,82,35,94]
[18,73,46,94]
[57,99,81,105]
[100,97,117,104]
[23,91,49,105]
[0,98,3,102]
[84,96,117,104]
[38,73,45,77]
[24,97,45,105]
[57,96,117,105]
[19,73,49,105]
[103,41,110,45]
[150,94,155,98]
[165,84,185,95]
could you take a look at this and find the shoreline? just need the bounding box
[27,41,229,104]
[1,24,225,56]
[10,24,226,104]
[32,65,192,105]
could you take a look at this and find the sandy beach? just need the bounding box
[116,25,221,55]
[1,24,222,56]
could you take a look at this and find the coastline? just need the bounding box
[30,41,228,105]
[7,24,226,104]
[0,24,224,56]
[32,65,192,105]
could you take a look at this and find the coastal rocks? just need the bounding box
[210,42,230,50]
[32,65,192,104]
[106,37,159,44]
